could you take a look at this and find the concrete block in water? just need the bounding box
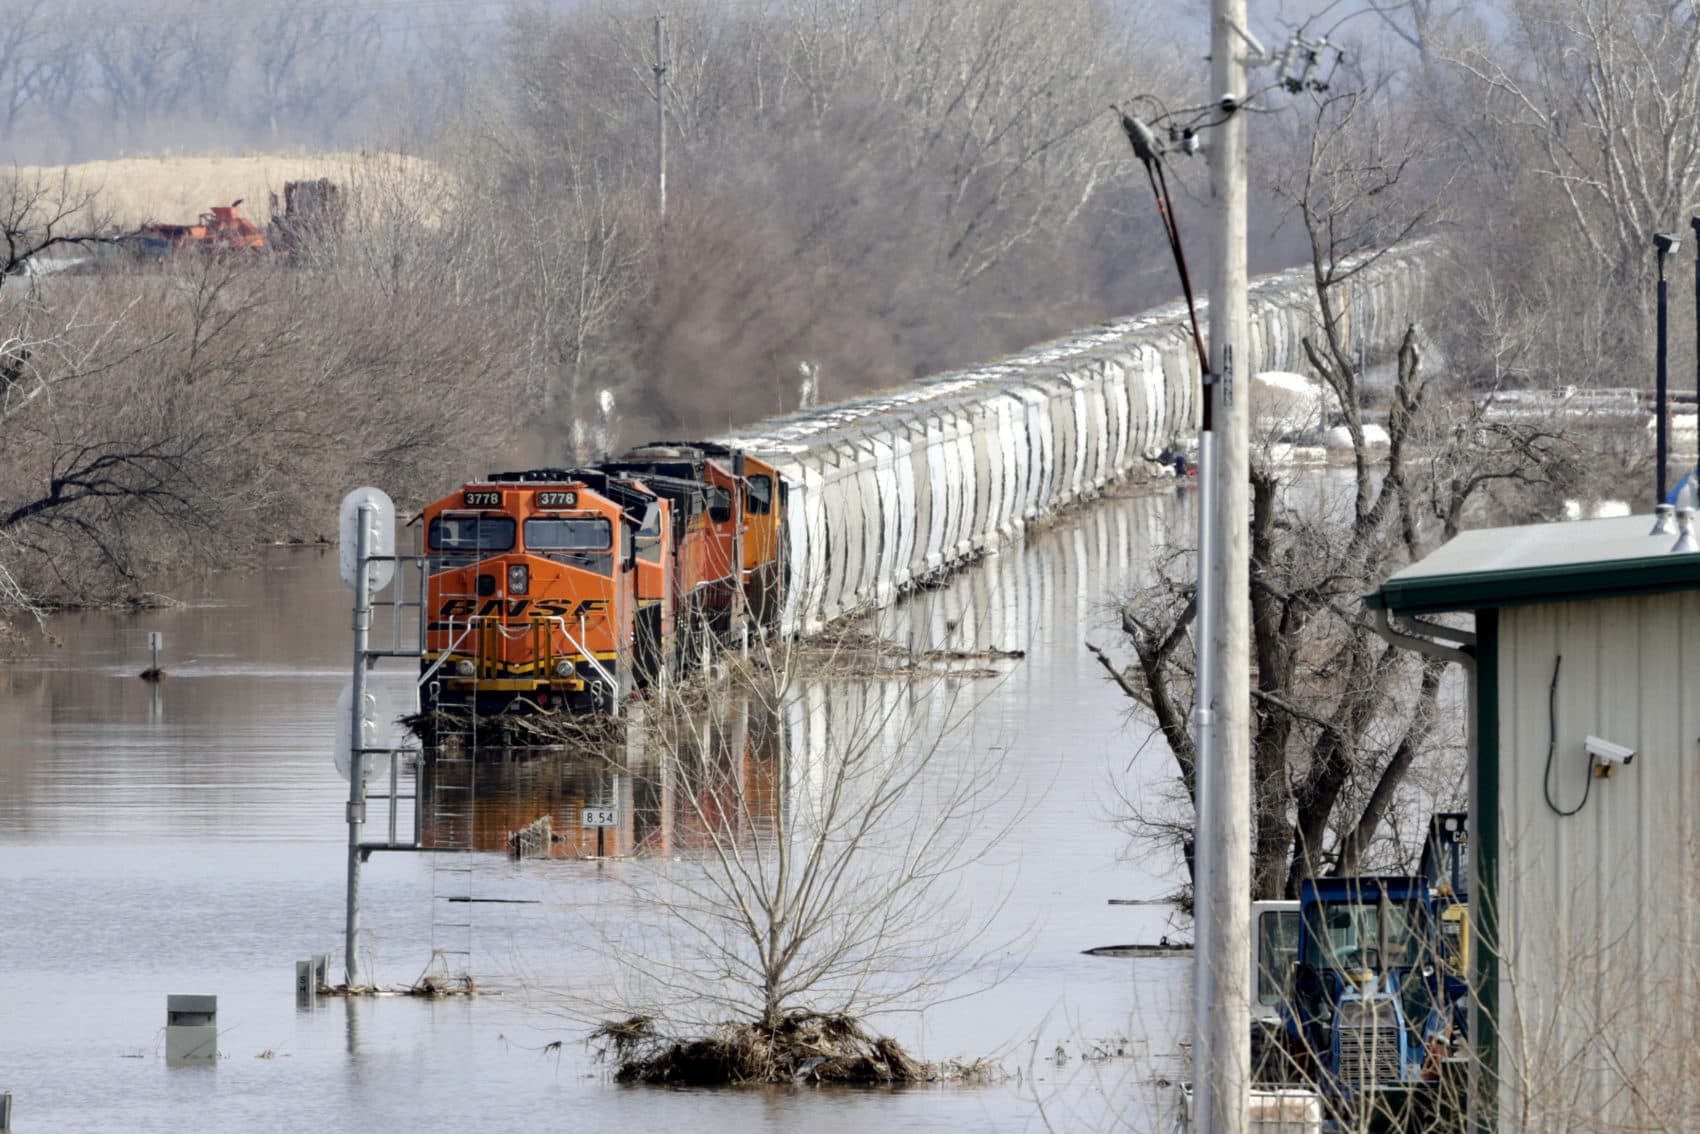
[165,994,217,1065]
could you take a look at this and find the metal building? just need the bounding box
[1370,512,1700,1129]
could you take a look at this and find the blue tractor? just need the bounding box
[1281,876,1459,1121]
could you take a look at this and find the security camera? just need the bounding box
[1655,232,1682,256]
[1585,735,1636,775]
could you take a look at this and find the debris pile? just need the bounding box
[592,1012,929,1086]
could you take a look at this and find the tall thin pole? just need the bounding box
[654,16,667,218]
[1658,241,1671,505]
[1691,216,1699,500]
[1193,0,1251,1130]
[345,504,372,988]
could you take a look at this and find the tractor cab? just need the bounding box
[1285,876,1450,1103]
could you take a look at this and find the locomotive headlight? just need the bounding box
[456,660,475,677]
[554,659,574,677]
[507,563,529,595]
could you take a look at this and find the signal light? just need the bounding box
[507,563,529,595]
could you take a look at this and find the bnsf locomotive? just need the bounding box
[420,443,785,715]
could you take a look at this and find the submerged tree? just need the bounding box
[583,629,1017,1085]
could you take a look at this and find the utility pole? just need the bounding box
[654,15,668,218]
[1692,217,1700,500]
[1193,0,1250,1131]
[1656,233,1680,506]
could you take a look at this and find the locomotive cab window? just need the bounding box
[636,505,664,563]
[746,474,773,515]
[526,516,615,575]
[429,515,516,552]
[708,487,733,523]
[524,517,612,551]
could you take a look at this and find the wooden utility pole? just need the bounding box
[1192,0,1251,1130]
[654,16,668,218]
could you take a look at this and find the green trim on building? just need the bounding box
[1371,555,1700,617]
[1366,516,1700,1130]
[1473,610,1500,1134]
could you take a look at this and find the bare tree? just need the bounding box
[242,8,383,143]
[1091,87,1583,901]
[486,0,1192,436]
[0,0,58,142]
[583,631,1017,1083]
[0,155,538,620]
[82,2,200,150]
[449,108,651,459]
[1451,0,1700,322]
[0,170,118,289]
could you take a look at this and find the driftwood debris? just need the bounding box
[592,1012,934,1086]
[509,815,553,859]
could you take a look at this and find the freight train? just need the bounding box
[420,443,784,716]
[415,246,1432,719]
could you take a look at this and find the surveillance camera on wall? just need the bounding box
[1585,735,1636,776]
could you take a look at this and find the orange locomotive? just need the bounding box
[419,446,785,717]
[637,442,785,628]
[421,468,645,715]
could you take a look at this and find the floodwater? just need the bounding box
[1,486,1200,1133]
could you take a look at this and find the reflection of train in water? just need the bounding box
[418,694,782,857]
[420,443,784,716]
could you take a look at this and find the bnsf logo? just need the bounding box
[438,598,607,619]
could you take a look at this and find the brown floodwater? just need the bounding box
[0,487,1198,1132]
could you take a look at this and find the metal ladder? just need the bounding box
[425,747,477,981]
[421,585,481,984]
[363,553,484,985]
[360,557,429,856]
